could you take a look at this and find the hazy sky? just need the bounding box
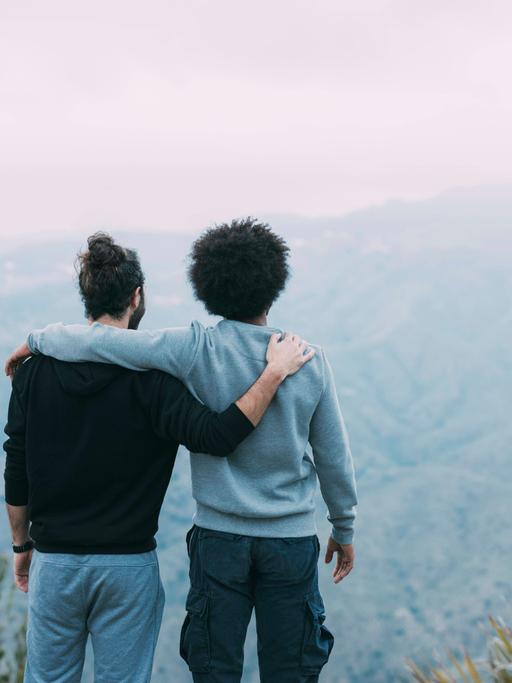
[1,0,511,240]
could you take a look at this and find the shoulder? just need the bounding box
[294,343,342,401]
[280,340,327,396]
[303,342,327,375]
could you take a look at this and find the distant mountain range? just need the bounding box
[1,186,511,682]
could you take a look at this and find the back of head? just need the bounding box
[188,217,290,321]
[77,232,145,321]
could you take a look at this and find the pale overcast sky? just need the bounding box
[1,0,511,240]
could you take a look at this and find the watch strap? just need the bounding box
[12,540,34,554]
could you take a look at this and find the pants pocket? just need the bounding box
[180,589,211,673]
[185,526,197,557]
[301,592,334,675]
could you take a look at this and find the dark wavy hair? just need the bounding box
[188,217,290,320]
[76,232,145,320]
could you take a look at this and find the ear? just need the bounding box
[131,286,141,310]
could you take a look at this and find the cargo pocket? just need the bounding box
[301,592,334,675]
[180,589,211,673]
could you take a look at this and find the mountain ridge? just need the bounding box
[0,185,511,682]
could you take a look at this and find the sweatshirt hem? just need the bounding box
[33,538,157,554]
[193,504,318,538]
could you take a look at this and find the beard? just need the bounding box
[128,289,146,330]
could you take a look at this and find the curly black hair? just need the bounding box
[188,217,290,320]
[76,232,145,320]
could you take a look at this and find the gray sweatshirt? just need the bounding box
[28,320,357,544]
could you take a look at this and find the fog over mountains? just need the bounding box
[1,186,511,682]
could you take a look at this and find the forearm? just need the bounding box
[28,323,195,378]
[29,324,164,370]
[235,364,286,426]
[164,362,286,456]
[6,504,30,544]
[316,468,358,545]
[314,434,358,544]
[4,386,29,506]
[4,447,29,506]
[310,354,358,544]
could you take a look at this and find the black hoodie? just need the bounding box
[3,355,253,553]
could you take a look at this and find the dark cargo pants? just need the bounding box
[180,526,334,683]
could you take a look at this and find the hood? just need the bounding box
[51,358,125,397]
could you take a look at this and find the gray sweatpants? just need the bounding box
[25,550,165,683]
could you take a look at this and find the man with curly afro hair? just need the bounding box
[21,217,358,683]
[188,217,290,322]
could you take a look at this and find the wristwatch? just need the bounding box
[12,540,34,554]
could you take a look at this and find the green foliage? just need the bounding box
[408,617,512,683]
[0,555,26,683]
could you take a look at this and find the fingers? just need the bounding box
[333,552,344,582]
[268,331,314,377]
[5,356,20,378]
[14,573,29,593]
[283,332,302,343]
[334,563,353,583]
[282,332,313,357]
[265,333,281,361]
[13,549,32,593]
[333,552,354,584]
[5,344,32,376]
[324,547,334,564]
[282,331,297,344]
[301,348,316,364]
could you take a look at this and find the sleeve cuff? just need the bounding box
[219,403,255,448]
[27,332,40,355]
[331,528,354,545]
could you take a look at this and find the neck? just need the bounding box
[236,312,268,326]
[91,313,130,329]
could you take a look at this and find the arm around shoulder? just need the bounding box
[26,321,202,379]
[148,373,254,457]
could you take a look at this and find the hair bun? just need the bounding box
[86,232,125,268]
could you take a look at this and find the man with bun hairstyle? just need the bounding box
[6,218,357,683]
[3,232,313,683]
